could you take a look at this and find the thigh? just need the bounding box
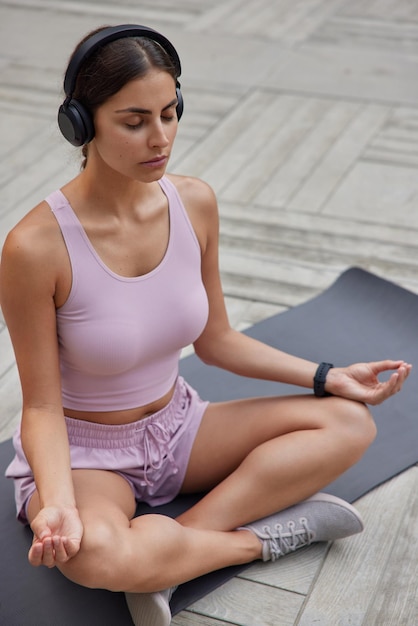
[181,393,344,493]
[27,468,137,526]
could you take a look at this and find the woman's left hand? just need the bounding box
[325,360,412,406]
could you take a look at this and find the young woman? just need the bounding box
[1,24,410,626]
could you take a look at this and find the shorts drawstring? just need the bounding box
[141,421,178,487]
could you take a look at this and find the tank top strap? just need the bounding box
[158,176,200,253]
[46,189,75,223]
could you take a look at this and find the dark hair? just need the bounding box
[67,26,178,167]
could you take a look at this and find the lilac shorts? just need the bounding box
[5,377,208,524]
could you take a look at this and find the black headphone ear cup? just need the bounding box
[58,99,95,147]
[176,86,184,121]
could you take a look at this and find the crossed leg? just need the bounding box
[178,393,376,531]
[27,393,376,594]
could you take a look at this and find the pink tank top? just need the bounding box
[47,176,209,411]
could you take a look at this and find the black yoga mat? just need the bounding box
[1,267,417,624]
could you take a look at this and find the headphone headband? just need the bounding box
[58,24,183,146]
[63,24,182,97]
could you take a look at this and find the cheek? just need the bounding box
[102,134,136,162]
[94,119,133,155]
[120,139,143,163]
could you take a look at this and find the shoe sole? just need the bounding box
[304,492,364,531]
[125,590,171,626]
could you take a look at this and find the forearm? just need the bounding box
[195,329,411,405]
[21,407,76,509]
[195,328,318,389]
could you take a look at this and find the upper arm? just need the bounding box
[0,217,64,412]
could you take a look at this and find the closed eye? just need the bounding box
[126,113,175,130]
[117,97,178,128]
[126,121,143,130]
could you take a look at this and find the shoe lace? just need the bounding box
[265,517,314,562]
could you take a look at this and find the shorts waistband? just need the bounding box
[65,376,187,449]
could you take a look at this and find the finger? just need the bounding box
[28,540,44,567]
[402,363,413,381]
[367,373,399,405]
[368,363,412,405]
[381,370,404,398]
[369,360,404,375]
[389,372,402,393]
[53,536,70,563]
[63,537,81,559]
[30,520,52,542]
[40,536,56,569]
[396,364,412,389]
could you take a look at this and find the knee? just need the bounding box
[335,398,377,454]
[59,517,125,590]
[59,514,182,593]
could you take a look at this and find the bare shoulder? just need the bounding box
[4,199,60,249]
[165,174,219,249]
[1,200,63,284]
[166,173,218,214]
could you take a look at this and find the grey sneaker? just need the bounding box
[239,492,364,562]
[125,586,177,626]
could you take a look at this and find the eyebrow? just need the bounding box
[115,98,178,115]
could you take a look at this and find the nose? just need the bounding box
[148,119,170,148]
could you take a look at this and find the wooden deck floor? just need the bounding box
[1,1,417,624]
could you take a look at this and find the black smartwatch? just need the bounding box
[313,362,334,397]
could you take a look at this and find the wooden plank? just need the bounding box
[186,0,245,32]
[218,219,418,290]
[363,106,418,168]
[171,85,245,168]
[339,0,418,22]
[0,365,22,443]
[0,63,60,103]
[189,0,340,43]
[310,15,418,55]
[0,114,55,188]
[172,611,230,626]
[361,471,418,625]
[0,140,80,248]
[255,100,360,208]
[0,326,15,378]
[184,576,304,626]
[224,297,285,329]
[261,42,418,106]
[221,97,334,203]
[0,409,20,444]
[172,90,285,183]
[219,214,418,269]
[239,543,328,595]
[205,93,306,197]
[288,104,389,214]
[219,200,418,248]
[219,249,336,306]
[257,0,336,42]
[322,160,418,229]
[7,0,191,24]
[297,468,418,625]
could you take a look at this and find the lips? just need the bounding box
[141,155,167,167]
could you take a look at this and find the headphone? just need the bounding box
[58,24,184,147]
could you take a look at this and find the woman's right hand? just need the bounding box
[29,505,84,568]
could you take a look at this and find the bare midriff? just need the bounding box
[64,382,176,425]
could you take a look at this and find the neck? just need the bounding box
[70,159,164,218]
